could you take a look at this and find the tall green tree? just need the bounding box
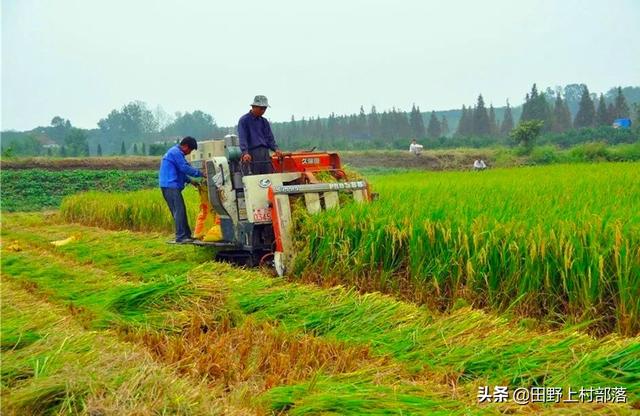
[288,115,298,144]
[149,143,169,156]
[633,103,640,126]
[605,86,640,106]
[48,116,73,143]
[596,94,609,126]
[163,110,219,138]
[141,142,146,155]
[607,102,616,125]
[120,141,126,155]
[562,83,587,116]
[488,104,497,136]
[456,105,471,136]
[391,108,411,139]
[358,105,369,138]
[613,86,630,119]
[63,128,89,157]
[455,106,466,136]
[426,111,442,138]
[441,115,449,137]
[520,83,551,130]
[574,85,596,128]
[368,106,380,140]
[98,101,158,142]
[97,143,103,156]
[551,94,572,132]
[472,95,490,136]
[500,101,514,136]
[511,120,543,154]
[409,104,426,138]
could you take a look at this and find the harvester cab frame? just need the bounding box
[189,134,373,276]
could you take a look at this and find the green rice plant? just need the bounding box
[292,163,640,336]
[54,163,640,335]
[265,371,462,415]
[3,212,638,412]
[59,188,200,232]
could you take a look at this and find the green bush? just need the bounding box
[569,142,610,162]
[607,142,640,161]
[530,145,560,164]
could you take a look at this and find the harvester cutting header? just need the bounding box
[191,135,374,276]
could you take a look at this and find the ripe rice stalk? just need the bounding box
[291,163,640,335]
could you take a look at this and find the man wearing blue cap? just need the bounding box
[158,136,204,243]
[238,95,282,174]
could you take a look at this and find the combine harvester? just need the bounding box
[188,135,374,276]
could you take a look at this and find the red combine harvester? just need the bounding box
[198,135,374,275]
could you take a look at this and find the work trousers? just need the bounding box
[161,187,191,241]
[248,146,274,175]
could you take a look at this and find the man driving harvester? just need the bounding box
[238,95,283,174]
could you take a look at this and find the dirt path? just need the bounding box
[0,150,501,171]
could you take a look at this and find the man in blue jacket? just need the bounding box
[238,95,282,174]
[159,136,204,243]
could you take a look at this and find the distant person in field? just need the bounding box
[158,136,204,243]
[238,95,283,174]
[409,139,423,156]
[473,159,487,171]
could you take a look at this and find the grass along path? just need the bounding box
[1,212,638,414]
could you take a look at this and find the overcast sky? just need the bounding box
[2,0,639,131]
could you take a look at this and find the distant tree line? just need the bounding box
[1,84,638,157]
[519,84,632,131]
[271,84,637,150]
[1,101,230,157]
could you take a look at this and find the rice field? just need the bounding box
[60,188,200,233]
[4,162,638,414]
[1,213,638,414]
[59,163,640,335]
[292,163,640,336]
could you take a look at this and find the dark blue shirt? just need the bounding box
[237,112,278,153]
[158,145,202,190]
